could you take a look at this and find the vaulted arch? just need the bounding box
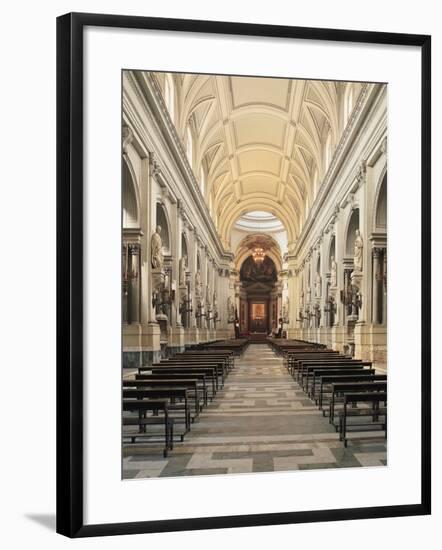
[155,72,350,242]
[122,158,139,228]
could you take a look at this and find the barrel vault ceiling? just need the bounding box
[154,72,361,248]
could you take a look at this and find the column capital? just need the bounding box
[128,242,141,255]
[373,247,383,258]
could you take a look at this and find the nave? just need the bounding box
[122,71,388,478]
[123,343,386,479]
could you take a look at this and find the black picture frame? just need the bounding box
[56,12,431,538]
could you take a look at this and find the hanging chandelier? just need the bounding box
[252,246,265,264]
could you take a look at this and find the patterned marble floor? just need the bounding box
[123,344,386,479]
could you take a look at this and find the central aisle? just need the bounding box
[123,344,386,478]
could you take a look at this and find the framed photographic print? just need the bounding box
[56,12,431,538]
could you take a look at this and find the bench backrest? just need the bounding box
[320,374,387,383]
[123,388,187,399]
[311,368,375,377]
[332,382,387,393]
[136,374,205,381]
[343,392,387,403]
[123,399,168,411]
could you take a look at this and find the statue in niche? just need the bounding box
[282,297,290,322]
[206,284,211,306]
[213,290,218,308]
[195,270,202,298]
[354,229,364,272]
[300,289,304,308]
[314,302,321,326]
[330,256,337,287]
[152,290,162,316]
[315,272,322,298]
[227,296,235,322]
[307,284,311,303]
[150,225,164,270]
[179,256,187,286]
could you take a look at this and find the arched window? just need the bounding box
[186,126,193,168]
[164,75,175,121]
[344,85,354,125]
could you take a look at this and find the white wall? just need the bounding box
[1,0,440,548]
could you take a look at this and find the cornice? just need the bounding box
[293,85,387,267]
[293,83,384,257]
[124,70,231,263]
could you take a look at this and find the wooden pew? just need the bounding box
[297,360,370,388]
[290,356,363,378]
[284,350,340,371]
[305,362,373,397]
[149,360,226,387]
[329,381,387,426]
[288,354,347,376]
[123,379,202,418]
[123,387,191,437]
[136,374,209,406]
[317,373,387,412]
[122,399,173,457]
[149,367,218,398]
[174,353,233,372]
[339,392,387,447]
[192,339,248,356]
[303,366,373,395]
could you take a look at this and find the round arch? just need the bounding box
[327,234,336,269]
[345,208,360,257]
[219,197,298,246]
[181,232,189,258]
[373,168,387,231]
[122,157,140,228]
[155,202,171,254]
[235,248,282,274]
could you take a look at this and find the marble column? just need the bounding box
[129,243,140,324]
[122,243,129,324]
[382,250,387,325]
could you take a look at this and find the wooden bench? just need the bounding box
[123,387,191,437]
[122,399,173,457]
[284,350,340,370]
[288,354,348,376]
[317,373,387,412]
[149,367,218,398]
[305,362,373,397]
[329,382,387,427]
[135,374,209,406]
[149,360,226,387]
[123,379,202,418]
[176,352,234,370]
[339,391,387,447]
[300,362,370,392]
[290,356,356,379]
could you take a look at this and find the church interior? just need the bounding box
[122,70,387,478]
